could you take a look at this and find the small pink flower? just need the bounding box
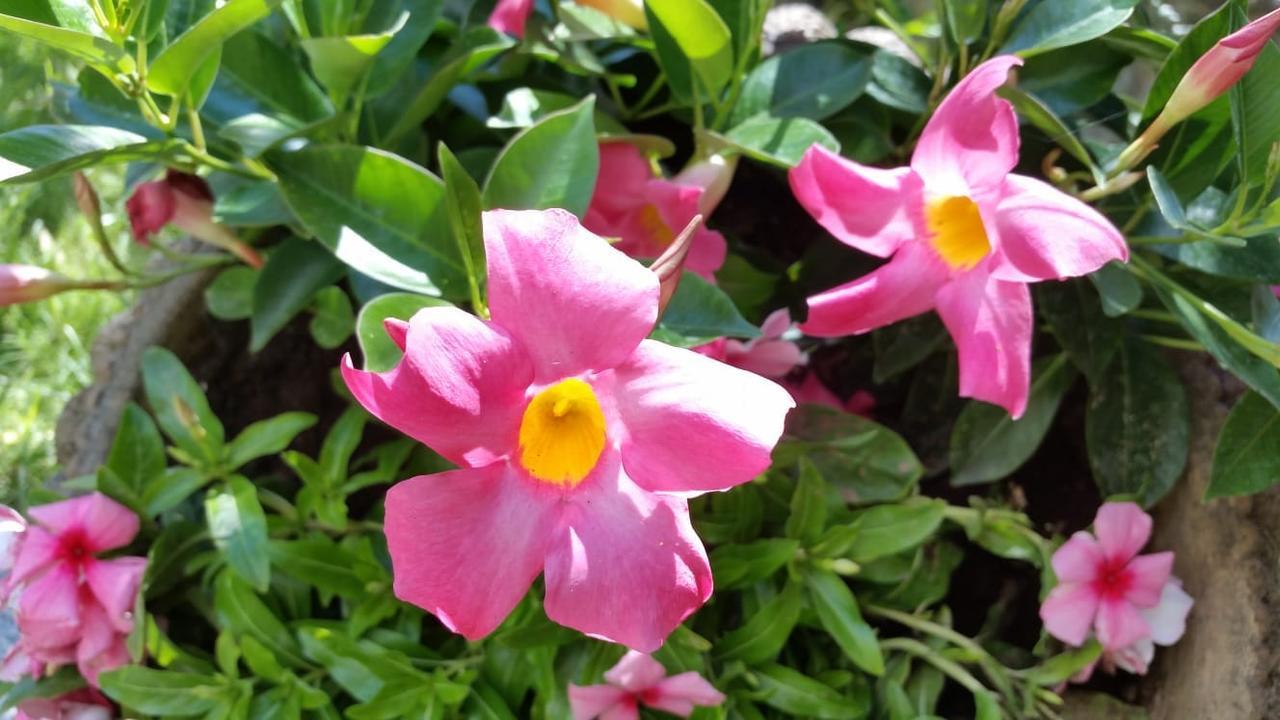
[1160,8,1280,129]
[6,494,147,686]
[1039,503,1174,652]
[16,688,114,720]
[586,143,729,279]
[125,171,262,268]
[1072,576,1193,683]
[487,0,534,37]
[342,209,793,651]
[790,56,1127,418]
[0,265,74,307]
[569,651,724,720]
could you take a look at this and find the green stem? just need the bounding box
[629,72,667,118]
[1141,334,1204,352]
[866,604,1014,697]
[879,638,987,695]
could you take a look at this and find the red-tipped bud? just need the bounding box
[0,265,74,306]
[124,170,263,268]
[1162,8,1280,128]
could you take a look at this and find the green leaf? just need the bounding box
[240,635,285,682]
[215,631,241,677]
[0,125,177,185]
[786,457,827,545]
[710,538,799,589]
[1089,261,1143,317]
[103,403,166,511]
[715,581,803,663]
[999,86,1098,179]
[1037,279,1123,382]
[1001,0,1139,57]
[214,572,308,668]
[753,663,869,719]
[733,41,871,123]
[866,50,931,113]
[973,691,1000,720]
[805,569,884,675]
[364,0,443,98]
[274,145,465,297]
[205,266,258,320]
[1085,337,1189,506]
[0,12,135,73]
[644,0,733,100]
[319,406,367,484]
[654,271,760,347]
[483,96,599,218]
[720,114,840,168]
[1026,640,1103,685]
[1231,4,1280,184]
[950,355,1077,486]
[296,626,426,702]
[148,0,283,97]
[487,87,626,133]
[269,536,364,598]
[465,681,518,720]
[215,30,333,123]
[1206,391,1280,498]
[309,286,356,349]
[144,466,211,517]
[250,236,346,352]
[226,412,316,469]
[821,501,947,563]
[98,667,230,715]
[142,346,226,466]
[206,477,272,591]
[439,143,486,308]
[775,406,923,502]
[872,315,948,383]
[944,0,987,45]
[355,292,453,372]
[301,14,405,103]
[1141,2,1236,123]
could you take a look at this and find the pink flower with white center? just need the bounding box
[125,170,262,268]
[342,209,793,651]
[6,494,146,686]
[586,142,729,279]
[1039,502,1174,652]
[568,651,724,720]
[487,0,534,37]
[789,56,1127,418]
[16,688,114,720]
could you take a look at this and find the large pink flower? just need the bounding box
[6,494,146,686]
[585,143,729,279]
[789,56,1127,417]
[343,209,793,651]
[1039,503,1174,652]
[569,651,724,720]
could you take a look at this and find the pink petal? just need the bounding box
[384,317,409,350]
[1051,532,1104,584]
[569,685,631,720]
[29,493,138,553]
[934,271,1032,418]
[1111,638,1155,675]
[783,373,844,410]
[604,651,667,692]
[1093,502,1153,565]
[8,526,60,588]
[483,209,660,381]
[75,610,129,688]
[1143,578,1193,646]
[543,457,712,652]
[591,143,657,219]
[601,705,641,720]
[725,337,804,378]
[597,179,727,279]
[758,309,793,339]
[912,56,1022,196]
[18,564,83,651]
[789,145,916,258]
[487,0,534,37]
[1095,597,1150,652]
[1123,552,1174,608]
[342,306,532,467]
[801,242,948,337]
[648,672,726,715]
[383,463,558,641]
[84,557,146,634]
[0,505,27,574]
[991,174,1128,282]
[1039,582,1100,647]
[612,340,794,494]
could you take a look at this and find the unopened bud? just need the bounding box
[652,215,703,316]
[125,170,262,268]
[0,265,75,306]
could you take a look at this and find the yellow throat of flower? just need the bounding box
[637,204,676,248]
[926,195,991,270]
[518,378,607,486]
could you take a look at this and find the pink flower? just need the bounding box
[1039,502,1174,652]
[1072,577,1193,683]
[342,209,793,651]
[568,651,724,720]
[16,688,114,720]
[487,0,534,37]
[6,494,146,686]
[0,265,74,307]
[125,170,262,268]
[586,143,729,279]
[789,56,1127,418]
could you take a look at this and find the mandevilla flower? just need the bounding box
[1039,502,1174,652]
[16,688,114,720]
[586,142,729,279]
[125,170,262,268]
[790,56,1127,417]
[342,209,793,650]
[0,265,75,307]
[3,494,147,686]
[568,651,724,720]
[487,0,534,37]
[1072,576,1193,683]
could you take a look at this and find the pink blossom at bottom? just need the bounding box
[569,651,724,720]
[1071,577,1193,683]
[16,688,114,720]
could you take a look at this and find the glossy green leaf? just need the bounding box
[733,41,872,123]
[206,477,272,591]
[825,501,946,563]
[148,0,283,97]
[483,97,599,218]
[654,271,760,347]
[364,0,443,98]
[250,237,346,352]
[98,667,230,715]
[214,572,308,668]
[214,30,333,123]
[355,292,453,372]
[301,14,405,102]
[872,315,948,383]
[715,581,803,663]
[1206,391,1280,498]
[143,467,211,517]
[866,50,931,113]
[439,143,486,310]
[487,87,626,132]
[720,115,840,168]
[775,406,923,502]
[710,538,799,589]
[753,663,869,719]
[1026,640,1103,685]
[1089,261,1143,317]
[644,0,733,100]
[205,266,257,321]
[0,125,177,185]
[142,347,226,466]
[806,569,884,675]
[309,286,355,349]
[226,412,316,469]
[104,403,166,511]
[269,536,364,598]
[0,12,135,73]
[1037,279,1124,382]
[944,0,987,44]
[1001,0,1139,56]
[785,457,827,545]
[1231,5,1280,184]
[999,85,1098,179]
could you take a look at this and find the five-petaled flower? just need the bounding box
[342,208,793,651]
[1071,576,1193,683]
[569,651,724,720]
[1039,502,1175,652]
[789,55,1127,417]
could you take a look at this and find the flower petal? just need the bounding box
[592,142,656,219]
[1093,502,1153,565]
[84,557,146,634]
[1051,532,1104,584]
[384,463,559,641]
[648,672,725,715]
[342,306,532,467]
[487,0,534,37]
[601,704,641,720]
[29,493,138,553]
[991,174,1128,282]
[725,337,804,378]
[912,56,1022,195]
[789,145,916,258]
[1144,578,1193,646]
[1095,596,1150,651]
[612,340,794,494]
[484,209,660,381]
[604,651,667,692]
[18,564,83,651]
[1039,582,1099,647]
[8,526,60,588]
[1124,552,1174,608]
[801,242,947,337]
[543,458,712,651]
[1111,637,1155,675]
[935,271,1032,418]
[569,685,631,720]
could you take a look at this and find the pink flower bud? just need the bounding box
[1158,8,1280,131]
[576,0,647,30]
[124,170,262,268]
[0,265,73,306]
[488,0,534,38]
[674,152,738,216]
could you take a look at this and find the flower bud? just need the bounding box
[0,265,74,306]
[125,170,263,268]
[674,152,738,216]
[576,0,647,30]
[488,0,534,38]
[1159,8,1280,129]
[652,215,703,316]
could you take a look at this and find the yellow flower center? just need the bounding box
[518,378,607,486]
[925,195,991,270]
[637,204,676,248]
